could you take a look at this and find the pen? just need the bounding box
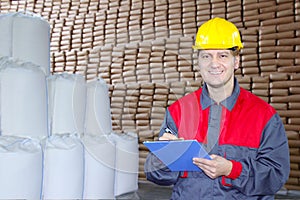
[165,127,174,134]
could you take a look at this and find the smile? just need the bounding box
[209,71,223,75]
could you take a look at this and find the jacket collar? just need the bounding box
[200,78,240,111]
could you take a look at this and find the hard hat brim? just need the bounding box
[192,44,243,50]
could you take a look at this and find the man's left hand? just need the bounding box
[193,154,233,179]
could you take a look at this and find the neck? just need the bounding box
[207,80,235,104]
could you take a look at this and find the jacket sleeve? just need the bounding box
[158,109,179,137]
[144,152,180,186]
[144,109,180,186]
[225,114,290,196]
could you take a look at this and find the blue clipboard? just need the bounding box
[143,140,211,172]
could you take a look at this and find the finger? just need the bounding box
[193,157,211,165]
[159,133,178,140]
[193,157,206,162]
[193,159,212,172]
[195,163,216,179]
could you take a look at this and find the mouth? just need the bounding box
[209,70,223,75]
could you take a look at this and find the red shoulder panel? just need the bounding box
[168,89,208,142]
[219,88,276,148]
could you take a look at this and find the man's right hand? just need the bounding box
[159,133,184,141]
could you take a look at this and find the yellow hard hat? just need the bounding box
[193,17,243,50]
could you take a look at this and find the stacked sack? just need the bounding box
[0,12,139,200]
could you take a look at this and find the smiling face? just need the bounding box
[198,49,240,96]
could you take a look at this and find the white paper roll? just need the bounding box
[0,59,48,137]
[0,12,50,75]
[85,78,112,136]
[111,132,139,197]
[0,136,43,200]
[48,73,86,135]
[82,134,116,199]
[0,13,13,57]
[42,134,84,199]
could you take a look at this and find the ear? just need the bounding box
[234,55,240,70]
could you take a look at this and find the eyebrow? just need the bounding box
[218,51,230,54]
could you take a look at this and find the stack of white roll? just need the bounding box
[0,12,139,200]
[0,12,50,199]
[44,73,86,199]
[0,55,47,200]
[83,78,117,199]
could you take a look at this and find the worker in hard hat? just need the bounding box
[144,18,290,199]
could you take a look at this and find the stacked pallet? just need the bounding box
[0,0,299,190]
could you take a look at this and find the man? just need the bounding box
[144,17,290,199]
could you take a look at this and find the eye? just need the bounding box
[201,54,210,59]
[220,54,228,58]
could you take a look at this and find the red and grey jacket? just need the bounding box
[145,80,290,199]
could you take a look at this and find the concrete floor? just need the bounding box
[117,181,300,200]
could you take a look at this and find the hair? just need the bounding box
[228,47,240,56]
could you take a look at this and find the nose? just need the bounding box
[210,56,220,68]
